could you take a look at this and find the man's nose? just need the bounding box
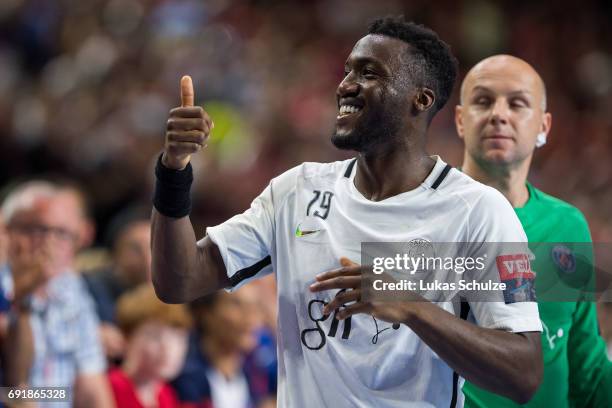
[337,72,360,98]
[490,98,509,126]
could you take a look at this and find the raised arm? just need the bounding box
[4,240,52,386]
[151,76,228,304]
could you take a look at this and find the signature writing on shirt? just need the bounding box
[300,292,399,350]
[541,320,564,350]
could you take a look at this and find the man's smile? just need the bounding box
[337,98,364,121]
[338,104,362,118]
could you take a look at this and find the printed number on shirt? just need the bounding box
[307,190,334,219]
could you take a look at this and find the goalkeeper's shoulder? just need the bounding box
[529,183,591,238]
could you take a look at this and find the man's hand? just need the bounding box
[309,257,414,325]
[162,75,214,170]
[311,257,542,403]
[9,238,52,304]
[99,323,126,360]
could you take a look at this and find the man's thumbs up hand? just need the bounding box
[162,75,213,170]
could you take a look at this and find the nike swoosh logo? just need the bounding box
[295,224,321,237]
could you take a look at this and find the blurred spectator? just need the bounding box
[600,303,612,357]
[249,275,278,334]
[172,284,276,408]
[0,214,7,267]
[83,205,151,362]
[1,0,611,240]
[0,213,10,314]
[56,180,97,251]
[0,0,607,242]
[0,213,10,386]
[112,284,191,408]
[0,181,113,407]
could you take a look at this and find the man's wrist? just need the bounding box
[400,301,423,326]
[7,301,33,327]
[153,152,193,218]
[161,152,188,171]
[12,295,33,313]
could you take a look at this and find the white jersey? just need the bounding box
[205,156,542,408]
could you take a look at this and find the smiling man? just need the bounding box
[457,55,612,408]
[151,17,543,407]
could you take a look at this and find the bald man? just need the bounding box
[456,55,612,407]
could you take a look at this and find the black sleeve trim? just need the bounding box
[228,256,272,288]
[432,164,452,190]
[449,300,471,407]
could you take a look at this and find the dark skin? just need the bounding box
[151,35,542,404]
[334,35,436,200]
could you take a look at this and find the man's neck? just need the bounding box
[354,139,434,201]
[462,155,530,208]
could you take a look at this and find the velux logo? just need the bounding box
[496,254,535,280]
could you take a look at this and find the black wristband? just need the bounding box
[153,153,193,218]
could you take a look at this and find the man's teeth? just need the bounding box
[339,105,361,115]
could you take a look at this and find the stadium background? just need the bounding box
[0,0,610,240]
[0,0,610,401]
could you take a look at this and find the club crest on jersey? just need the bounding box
[407,238,433,254]
[405,238,434,273]
[551,245,576,274]
[496,253,536,303]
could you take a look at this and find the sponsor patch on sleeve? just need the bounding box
[496,254,536,303]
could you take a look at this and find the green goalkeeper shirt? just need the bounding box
[463,182,612,408]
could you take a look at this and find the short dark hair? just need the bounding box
[368,16,458,115]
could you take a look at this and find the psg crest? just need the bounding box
[551,245,576,274]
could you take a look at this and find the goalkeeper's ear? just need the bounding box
[535,111,551,149]
[539,111,552,141]
[455,104,465,141]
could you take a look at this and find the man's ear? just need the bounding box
[455,105,464,140]
[541,112,552,138]
[78,219,95,250]
[414,88,436,114]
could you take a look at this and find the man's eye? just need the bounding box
[475,97,491,105]
[363,69,377,78]
[510,99,528,108]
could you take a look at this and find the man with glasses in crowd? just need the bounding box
[0,181,114,407]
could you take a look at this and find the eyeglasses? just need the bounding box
[8,224,77,242]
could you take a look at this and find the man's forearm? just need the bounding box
[151,210,227,303]
[403,302,542,404]
[151,210,204,303]
[5,311,34,386]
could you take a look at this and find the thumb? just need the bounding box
[180,75,194,107]
[340,257,357,267]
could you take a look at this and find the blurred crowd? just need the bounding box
[0,0,609,239]
[0,180,278,407]
[0,0,610,406]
